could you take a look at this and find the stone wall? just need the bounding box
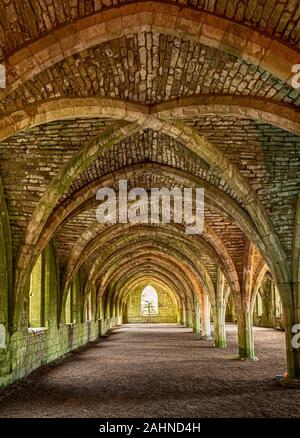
[124,286,178,323]
[0,317,117,388]
[0,237,120,389]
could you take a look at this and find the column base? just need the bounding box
[277,375,300,388]
[232,355,259,361]
[195,334,212,340]
[213,341,227,348]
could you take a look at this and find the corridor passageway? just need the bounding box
[1,2,300,418]
[0,324,299,418]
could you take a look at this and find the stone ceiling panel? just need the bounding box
[185,115,300,256]
[1,31,299,113]
[0,117,115,256]
[1,1,300,62]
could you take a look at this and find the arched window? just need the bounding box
[65,287,74,324]
[29,256,43,328]
[141,285,158,316]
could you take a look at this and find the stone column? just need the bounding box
[226,294,237,322]
[185,308,193,328]
[200,293,212,339]
[193,301,201,334]
[213,269,227,347]
[213,303,226,347]
[281,302,300,384]
[178,299,185,324]
[285,328,300,380]
[237,310,256,359]
[117,301,123,325]
[0,179,12,331]
[259,279,274,328]
[182,304,187,326]
[235,242,257,360]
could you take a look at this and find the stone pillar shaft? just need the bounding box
[193,301,201,333]
[213,303,226,348]
[200,294,211,339]
[237,311,256,359]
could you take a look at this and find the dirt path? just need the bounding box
[0,324,298,418]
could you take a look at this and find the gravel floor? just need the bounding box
[0,323,299,418]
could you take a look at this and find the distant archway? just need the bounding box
[141,285,158,317]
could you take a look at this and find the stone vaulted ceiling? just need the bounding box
[0,0,300,346]
[1,0,300,61]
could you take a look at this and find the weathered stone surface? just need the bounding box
[0,0,300,62]
[1,31,299,113]
[1,0,300,390]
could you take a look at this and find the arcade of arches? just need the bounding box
[1,0,300,409]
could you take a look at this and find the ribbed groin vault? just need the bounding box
[0,0,300,390]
